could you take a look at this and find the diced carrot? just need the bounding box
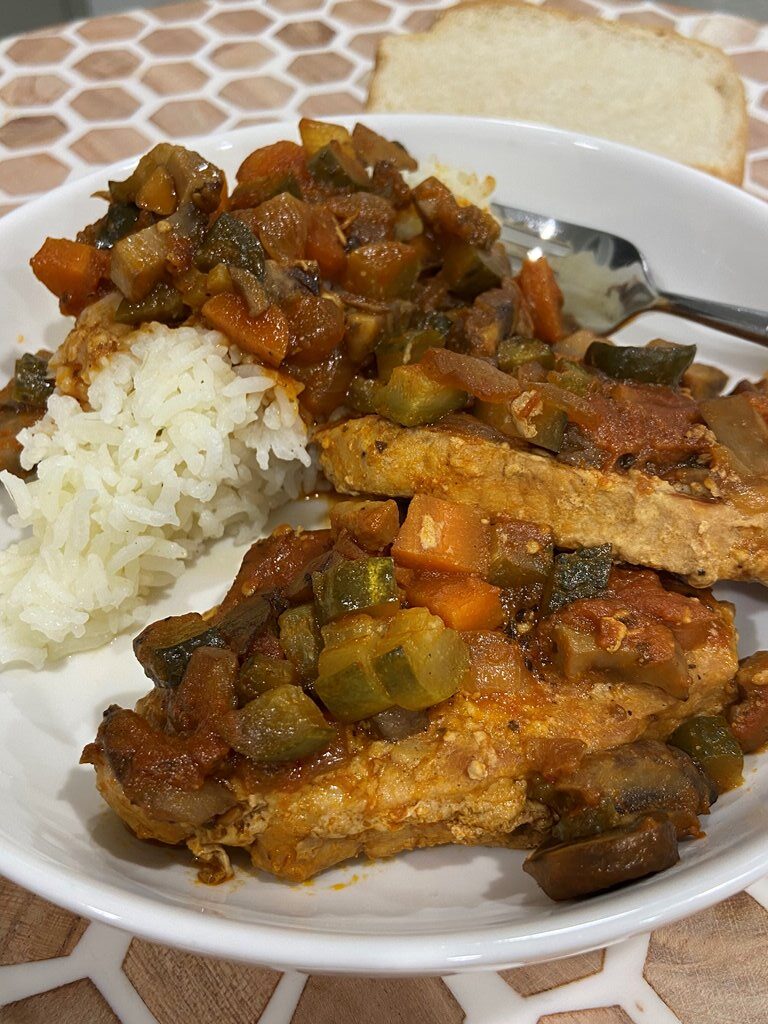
[306,206,347,281]
[517,255,564,344]
[236,140,308,186]
[202,293,292,367]
[392,495,490,575]
[405,571,504,631]
[30,237,110,316]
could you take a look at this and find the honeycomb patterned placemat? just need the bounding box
[1,1,768,1022]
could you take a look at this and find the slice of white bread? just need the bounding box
[367,0,747,184]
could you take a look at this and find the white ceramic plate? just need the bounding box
[2,115,768,976]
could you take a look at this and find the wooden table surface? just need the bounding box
[1,1,768,1021]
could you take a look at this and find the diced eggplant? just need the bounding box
[312,556,399,623]
[523,813,679,901]
[351,122,418,171]
[373,364,467,426]
[133,612,228,688]
[700,394,768,476]
[729,651,768,753]
[115,281,187,325]
[91,202,141,250]
[345,309,388,364]
[278,603,323,682]
[552,621,689,699]
[442,240,506,299]
[585,341,695,386]
[223,685,334,762]
[668,715,744,793]
[683,362,728,401]
[369,706,429,741]
[109,143,224,214]
[195,213,265,277]
[216,593,279,659]
[330,499,400,552]
[497,336,555,372]
[168,647,238,733]
[309,141,370,190]
[541,545,612,615]
[299,118,355,158]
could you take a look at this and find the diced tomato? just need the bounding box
[392,494,490,575]
[405,571,504,631]
[202,294,291,367]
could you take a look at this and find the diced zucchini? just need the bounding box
[308,141,369,190]
[312,557,399,624]
[133,612,227,688]
[700,394,768,476]
[115,281,187,325]
[278,603,322,681]
[497,336,554,372]
[375,327,445,382]
[315,614,391,721]
[237,654,298,702]
[442,240,506,299]
[487,519,554,590]
[475,393,567,453]
[227,685,334,762]
[550,359,595,395]
[343,241,420,301]
[195,213,265,277]
[542,545,612,615]
[372,607,469,711]
[347,376,382,415]
[585,341,695,386]
[682,362,728,401]
[373,364,467,426]
[552,622,689,699]
[668,715,743,793]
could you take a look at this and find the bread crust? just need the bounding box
[367,0,747,185]
[317,416,768,587]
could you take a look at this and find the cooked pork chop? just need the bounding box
[317,416,768,588]
[83,525,738,885]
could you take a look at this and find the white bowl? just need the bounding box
[2,115,768,976]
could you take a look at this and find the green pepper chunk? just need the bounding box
[442,240,506,299]
[308,141,369,190]
[195,213,265,277]
[373,607,469,711]
[498,336,555,372]
[373,364,467,426]
[312,557,399,624]
[668,715,744,793]
[13,353,53,408]
[237,654,298,702]
[115,281,188,325]
[375,328,445,383]
[585,341,695,386]
[542,545,612,615]
[226,685,334,762]
[278,603,322,681]
[700,394,768,476]
[347,376,382,415]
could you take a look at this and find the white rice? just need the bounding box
[0,323,314,669]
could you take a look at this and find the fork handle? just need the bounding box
[659,291,768,344]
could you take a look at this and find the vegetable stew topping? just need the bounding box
[83,494,754,900]
[20,119,766,503]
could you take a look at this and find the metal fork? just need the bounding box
[491,200,768,344]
